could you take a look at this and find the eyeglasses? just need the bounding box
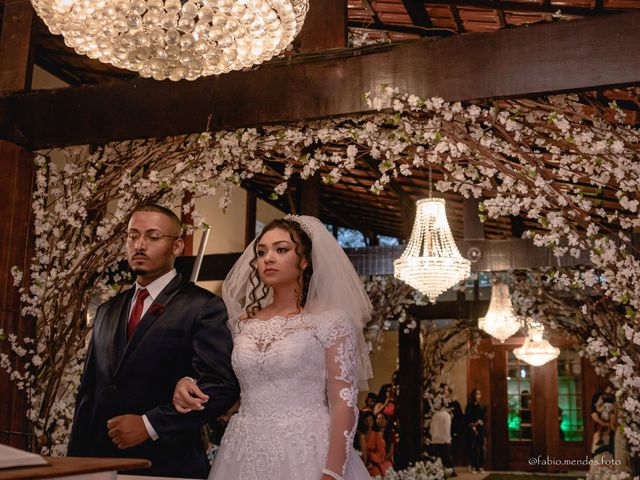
[126,230,180,243]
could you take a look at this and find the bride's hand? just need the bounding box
[173,377,209,413]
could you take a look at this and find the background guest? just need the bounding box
[441,384,465,467]
[465,388,487,473]
[376,412,397,471]
[361,392,378,415]
[429,397,456,477]
[360,411,392,477]
[374,383,397,420]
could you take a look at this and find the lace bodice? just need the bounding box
[228,310,359,480]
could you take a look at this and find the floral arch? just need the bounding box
[1,86,638,462]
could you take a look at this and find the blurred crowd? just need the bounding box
[424,384,487,477]
[355,375,489,478]
[356,378,399,477]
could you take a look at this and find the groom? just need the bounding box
[68,204,239,478]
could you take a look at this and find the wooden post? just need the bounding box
[464,197,485,240]
[396,190,424,469]
[0,0,37,449]
[532,360,559,469]
[467,339,494,469]
[511,216,526,238]
[366,231,379,247]
[0,141,35,449]
[292,0,344,218]
[245,191,257,246]
[397,319,424,468]
[0,0,35,93]
[297,174,321,217]
[180,193,194,256]
[490,345,509,470]
[296,0,347,51]
[399,193,416,242]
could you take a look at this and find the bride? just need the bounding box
[173,215,373,480]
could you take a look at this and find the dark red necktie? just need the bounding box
[127,288,149,340]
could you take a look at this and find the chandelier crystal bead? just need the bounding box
[478,282,522,342]
[513,321,560,367]
[394,198,471,303]
[31,0,310,81]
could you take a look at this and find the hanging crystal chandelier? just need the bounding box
[478,282,522,342]
[513,321,560,366]
[30,0,309,81]
[394,198,471,303]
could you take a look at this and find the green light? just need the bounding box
[508,412,521,431]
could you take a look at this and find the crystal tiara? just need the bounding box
[283,214,313,239]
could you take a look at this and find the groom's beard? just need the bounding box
[129,252,150,276]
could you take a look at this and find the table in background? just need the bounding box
[0,456,150,480]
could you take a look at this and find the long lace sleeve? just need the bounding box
[320,311,359,480]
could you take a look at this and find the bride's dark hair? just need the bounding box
[245,218,313,319]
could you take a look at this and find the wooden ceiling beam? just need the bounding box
[449,5,465,33]
[179,165,388,201]
[33,53,84,86]
[409,300,490,320]
[401,0,434,28]
[347,20,439,36]
[421,0,614,15]
[323,198,402,218]
[320,196,378,235]
[321,196,402,219]
[320,196,402,221]
[322,194,401,214]
[496,3,507,29]
[360,0,383,25]
[2,12,640,149]
[35,53,132,81]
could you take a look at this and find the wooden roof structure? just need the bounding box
[348,0,640,39]
[0,0,639,241]
[1,0,638,85]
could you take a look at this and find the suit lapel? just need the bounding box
[109,288,135,378]
[113,274,185,379]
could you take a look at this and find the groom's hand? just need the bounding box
[173,377,209,413]
[107,414,149,449]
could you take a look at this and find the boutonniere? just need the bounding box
[149,303,165,316]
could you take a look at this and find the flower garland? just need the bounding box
[364,275,421,353]
[373,459,446,480]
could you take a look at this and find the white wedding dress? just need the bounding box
[208,310,371,480]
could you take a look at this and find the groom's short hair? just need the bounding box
[130,204,183,235]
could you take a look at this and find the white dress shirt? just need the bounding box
[430,409,452,444]
[129,269,177,441]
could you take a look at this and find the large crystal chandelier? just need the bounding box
[394,198,471,303]
[30,0,310,81]
[513,321,560,366]
[478,282,522,342]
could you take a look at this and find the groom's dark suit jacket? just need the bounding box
[68,274,239,478]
